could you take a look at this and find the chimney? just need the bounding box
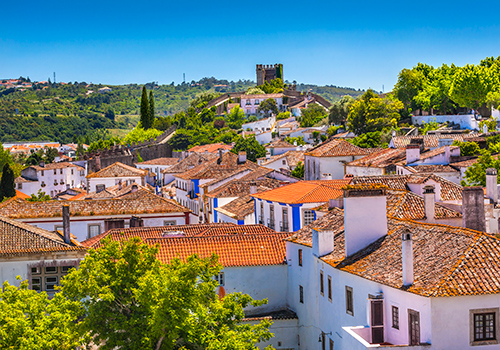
[118,181,122,190]
[444,145,450,164]
[238,151,247,164]
[423,185,435,223]
[131,183,138,193]
[344,186,388,257]
[321,173,332,180]
[129,216,144,227]
[483,123,488,134]
[405,144,420,165]
[249,182,257,195]
[312,228,334,257]
[402,231,414,286]
[462,187,486,232]
[62,205,71,244]
[486,168,498,204]
[39,161,45,168]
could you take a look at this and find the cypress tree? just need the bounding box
[0,163,16,201]
[140,86,150,129]
[149,91,155,129]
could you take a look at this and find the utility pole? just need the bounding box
[183,73,185,84]
[53,72,56,84]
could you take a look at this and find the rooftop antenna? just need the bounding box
[53,72,56,84]
[382,84,384,93]
[183,73,185,83]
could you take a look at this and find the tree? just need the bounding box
[104,108,115,120]
[455,141,480,156]
[257,99,279,117]
[479,118,498,132]
[329,96,354,126]
[347,90,403,135]
[246,87,265,95]
[149,91,156,127]
[122,126,162,145]
[140,86,151,129]
[226,105,245,129]
[276,111,290,120]
[0,279,84,350]
[351,131,383,148]
[43,147,59,164]
[449,64,495,113]
[168,129,192,150]
[394,65,428,112]
[231,136,266,162]
[60,237,273,350]
[291,161,304,179]
[0,163,16,200]
[462,149,500,186]
[300,104,326,127]
[26,189,52,202]
[415,64,459,115]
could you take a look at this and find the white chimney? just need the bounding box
[484,124,488,134]
[312,228,334,257]
[266,151,271,160]
[321,173,332,180]
[402,231,414,286]
[238,151,247,164]
[392,130,396,137]
[486,168,498,204]
[406,144,420,165]
[423,185,435,223]
[444,145,450,164]
[344,187,388,257]
[249,182,257,195]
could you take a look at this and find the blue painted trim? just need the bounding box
[291,204,303,232]
[214,198,218,223]
[266,200,273,204]
[279,202,287,206]
[192,179,200,197]
[237,220,244,225]
[313,211,317,220]
[254,198,257,224]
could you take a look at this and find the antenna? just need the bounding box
[382,84,384,93]
[183,73,185,83]
[53,72,56,84]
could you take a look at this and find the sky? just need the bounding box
[2,0,500,91]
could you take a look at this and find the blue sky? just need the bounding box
[2,0,500,91]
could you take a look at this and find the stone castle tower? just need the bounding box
[256,64,283,85]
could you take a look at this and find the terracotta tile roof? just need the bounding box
[206,178,282,198]
[216,195,255,220]
[176,152,259,181]
[135,157,179,166]
[15,176,36,183]
[0,215,85,257]
[15,190,30,200]
[242,308,298,321]
[74,183,154,200]
[351,174,462,201]
[29,162,84,171]
[347,148,406,168]
[403,165,459,174]
[416,146,459,161]
[305,139,373,157]
[162,153,218,174]
[258,151,305,168]
[0,189,189,219]
[451,158,478,167]
[87,162,147,179]
[188,143,232,153]
[267,139,295,148]
[237,167,275,181]
[331,131,356,139]
[252,180,350,204]
[390,134,477,148]
[81,223,278,248]
[289,209,500,297]
[150,233,288,267]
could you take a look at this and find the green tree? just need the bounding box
[149,90,156,127]
[347,90,403,135]
[0,163,16,200]
[140,86,151,129]
[329,96,354,126]
[291,161,304,179]
[455,141,480,156]
[257,99,279,117]
[0,279,84,350]
[300,104,326,127]
[415,64,459,114]
[59,237,273,350]
[246,87,265,95]
[168,129,192,150]
[462,149,500,186]
[122,126,162,145]
[231,136,266,162]
[276,111,291,120]
[43,147,59,164]
[26,189,51,202]
[479,118,497,132]
[449,64,495,113]
[351,131,384,148]
[226,105,245,129]
[394,65,430,112]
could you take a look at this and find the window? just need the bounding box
[18,183,22,189]
[328,275,332,302]
[282,208,289,231]
[298,249,303,266]
[246,99,251,105]
[303,209,315,226]
[320,270,324,296]
[30,264,75,295]
[88,224,101,239]
[329,339,334,350]
[269,205,275,229]
[60,169,62,174]
[345,286,353,316]
[259,202,264,224]
[392,306,399,329]
[299,285,304,303]
[216,272,225,286]
[80,170,84,176]
[474,312,496,342]
[41,170,44,176]
[282,160,286,165]
[71,169,74,175]
[53,169,57,175]
[96,184,106,192]
[255,99,260,105]
[164,220,176,226]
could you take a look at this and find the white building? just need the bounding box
[240,94,284,116]
[0,189,190,242]
[257,150,305,173]
[0,215,86,297]
[304,139,373,180]
[162,152,217,186]
[346,148,406,177]
[266,139,297,156]
[87,162,148,193]
[135,157,179,186]
[15,162,86,197]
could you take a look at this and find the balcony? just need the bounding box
[280,221,289,232]
[258,215,264,225]
[343,326,430,350]
[267,219,275,230]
